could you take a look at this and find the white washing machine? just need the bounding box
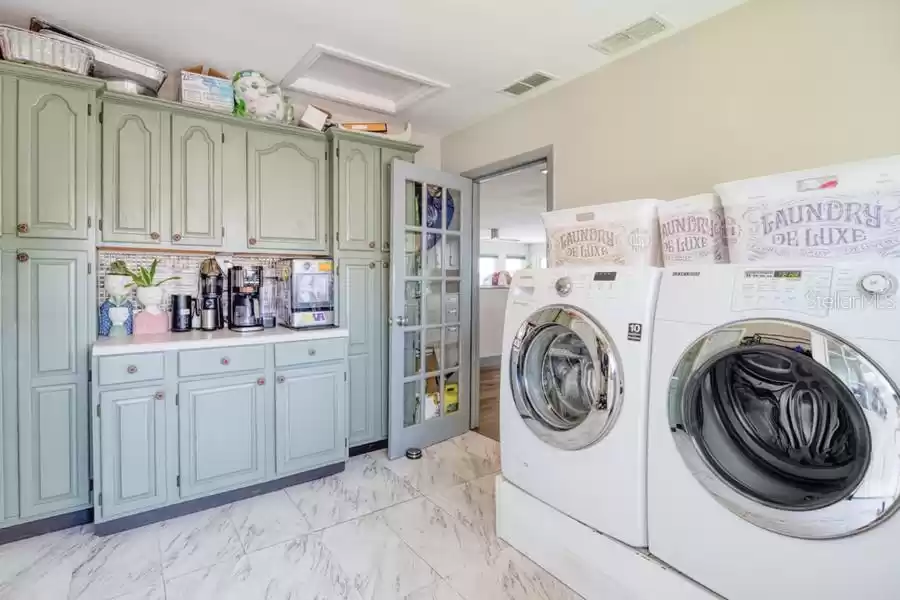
[500,266,661,548]
[648,264,900,600]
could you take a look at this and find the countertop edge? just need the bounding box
[92,328,349,356]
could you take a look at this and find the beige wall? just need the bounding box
[442,0,900,207]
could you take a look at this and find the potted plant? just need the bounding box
[122,259,180,314]
[105,260,132,300]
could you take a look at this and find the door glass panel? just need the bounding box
[403,331,422,377]
[424,239,442,278]
[443,326,460,370]
[404,381,421,427]
[444,372,460,414]
[404,232,422,276]
[444,234,461,278]
[424,381,442,421]
[445,281,460,324]
[404,281,422,326]
[423,328,441,374]
[424,184,443,230]
[406,181,422,226]
[423,281,442,326]
[446,188,460,231]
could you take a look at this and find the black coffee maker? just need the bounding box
[228,266,263,332]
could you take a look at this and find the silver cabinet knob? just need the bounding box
[154,391,164,401]
[369,241,376,249]
[308,348,317,356]
[172,233,183,242]
[369,262,376,269]
[127,365,138,374]
[277,375,285,384]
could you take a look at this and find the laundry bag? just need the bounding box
[542,199,663,267]
[658,193,729,265]
[715,155,900,263]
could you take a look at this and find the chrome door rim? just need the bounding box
[669,318,900,539]
[509,305,623,450]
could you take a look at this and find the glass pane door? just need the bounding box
[389,161,473,459]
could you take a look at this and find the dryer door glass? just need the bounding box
[669,319,900,539]
[509,306,623,450]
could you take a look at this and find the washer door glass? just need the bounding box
[670,319,900,539]
[510,306,622,450]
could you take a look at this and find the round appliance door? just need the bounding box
[670,319,900,539]
[509,305,623,451]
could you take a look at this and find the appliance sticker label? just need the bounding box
[627,323,643,342]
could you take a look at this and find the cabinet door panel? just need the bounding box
[17,250,90,518]
[171,116,223,246]
[380,149,414,253]
[275,364,345,475]
[99,386,168,519]
[17,79,92,239]
[340,258,383,446]
[102,102,163,243]
[337,140,377,252]
[247,131,327,252]
[178,374,266,498]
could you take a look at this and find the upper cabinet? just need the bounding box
[335,140,378,252]
[171,115,224,247]
[101,101,165,244]
[2,73,99,240]
[247,130,328,253]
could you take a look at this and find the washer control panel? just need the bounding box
[731,267,833,317]
[858,272,896,296]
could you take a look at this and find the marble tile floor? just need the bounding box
[0,431,582,600]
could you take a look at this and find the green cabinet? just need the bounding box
[380,148,414,253]
[17,249,90,518]
[7,76,96,240]
[335,139,378,252]
[340,257,385,446]
[275,363,346,475]
[178,373,267,498]
[101,101,165,244]
[171,115,223,247]
[247,130,328,252]
[99,386,168,518]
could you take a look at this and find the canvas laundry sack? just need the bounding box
[542,199,663,267]
[715,155,900,263]
[658,193,729,265]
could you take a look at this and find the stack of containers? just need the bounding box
[657,193,730,265]
[541,199,664,267]
[714,155,900,263]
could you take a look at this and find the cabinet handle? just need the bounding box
[308,348,317,356]
[16,252,29,263]
[127,365,138,374]
[172,233,182,242]
[369,262,375,269]
[277,375,285,384]
[150,232,160,241]
[248,238,257,246]
[154,391,164,401]
[221,357,230,365]
[17,223,29,234]
[257,377,266,386]
[369,241,376,249]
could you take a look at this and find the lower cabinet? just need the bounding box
[178,373,267,498]
[275,363,346,475]
[99,386,168,519]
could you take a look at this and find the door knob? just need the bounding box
[154,391,164,401]
[172,233,182,242]
[16,223,28,234]
[16,252,28,263]
[397,315,409,326]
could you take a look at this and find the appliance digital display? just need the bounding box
[774,270,802,279]
[593,272,617,282]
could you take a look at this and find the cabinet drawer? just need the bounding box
[98,353,165,386]
[178,345,266,378]
[275,338,347,368]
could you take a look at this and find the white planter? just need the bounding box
[136,286,165,315]
[105,274,131,299]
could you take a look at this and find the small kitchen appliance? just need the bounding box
[277,259,335,329]
[170,294,193,332]
[199,265,225,331]
[228,266,264,332]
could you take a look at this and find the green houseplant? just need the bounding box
[120,259,180,314]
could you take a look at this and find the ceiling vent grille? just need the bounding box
[500,71,556,97]
[590,15,670,55]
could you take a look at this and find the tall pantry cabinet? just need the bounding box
[329,130,418,448]
[0,62,101,528]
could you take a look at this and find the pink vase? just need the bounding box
[133,311,169,335]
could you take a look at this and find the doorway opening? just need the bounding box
[465,149,554,442]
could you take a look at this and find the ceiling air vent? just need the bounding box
[500,71,556,97]
[590,15,670,55]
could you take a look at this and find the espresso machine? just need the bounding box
[228,266,263,332]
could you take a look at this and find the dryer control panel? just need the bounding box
[731,267,833,317]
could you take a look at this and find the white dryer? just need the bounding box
[649,264,900,600]
[500,266,661,548]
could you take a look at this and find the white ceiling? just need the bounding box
[2,0,746,136]
[479,163,547,244]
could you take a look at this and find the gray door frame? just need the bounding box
[461,145,555,430]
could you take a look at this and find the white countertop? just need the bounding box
[92,327,349,356]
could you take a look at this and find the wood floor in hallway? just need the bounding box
[476,366,501,442]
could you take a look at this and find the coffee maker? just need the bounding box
[199,270,224,331]
[228,266,263,332]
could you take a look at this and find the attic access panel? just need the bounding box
[282,44,449,115]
